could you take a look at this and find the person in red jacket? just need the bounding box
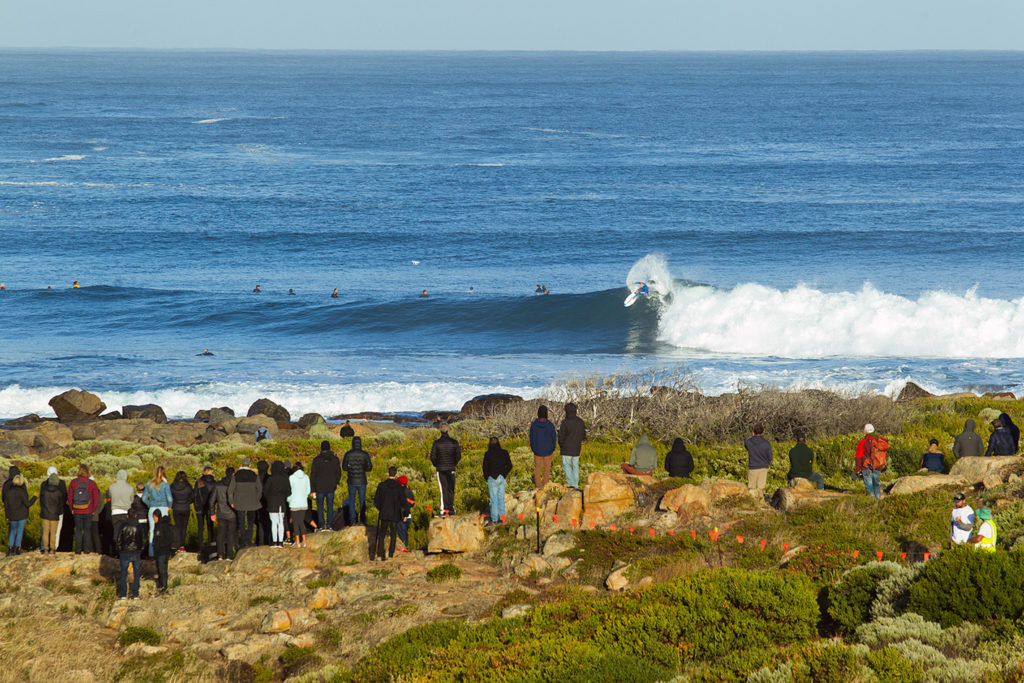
[854,424,883,500]
[67,464,101,553]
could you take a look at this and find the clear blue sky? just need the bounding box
[2,0,1022,50]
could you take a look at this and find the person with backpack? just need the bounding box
[288,461,311,548]
[228,458,263,548]
[557,403,587,489]
[193,467,217,550]
[142,466,172,556]
[310,441,342,529]
[396,475,415,551]
[855,424,888,500]
[67,464,100,553]
[170,470,194,552]
[209,468,237,561]
[373,466,409,561]
[39,466,67,554]
[107,469,134,540]
[429,423,462,516]
[482,437,512,525]
[342,437,373,525]
[985,418,1016,456]
[263,461,291,548]
[529,406,558,489]
[116,509,146,599]
[3,472,34,556]
[151,509,174,592]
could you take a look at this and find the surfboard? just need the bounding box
[624,290,642,307]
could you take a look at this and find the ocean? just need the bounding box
[1,50,1023,419]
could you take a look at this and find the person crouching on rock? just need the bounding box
[151,509,173,594]
[621,434,657,476]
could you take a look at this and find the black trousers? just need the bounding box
[376,520,398,560]
[172,509,190,549]
[196,512,215,548]
[436,471,456,515]
[238,510,258,547]
[217,517,237,560]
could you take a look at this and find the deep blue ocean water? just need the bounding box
[1,51,1023,418]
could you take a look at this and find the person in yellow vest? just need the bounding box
[968,507,996,551]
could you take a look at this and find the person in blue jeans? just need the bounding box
[396,475,415,549]
[342,437,373,525]
[3,472,34,556]
[310,441,341,529]
[482,437,513,524]
[115,509,146,599]
[855,424,884,500]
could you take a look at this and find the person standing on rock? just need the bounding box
[142,466,172,556]
[396,475,415,551]
[311,441,342,530]
[67,464,100,554]
[256,460,270,546]
[107,469,134,541]
[787,431,824,489]
[210,467,237,560]
[339,421,355,438]
[664,438,694,479]
[557,403,586,489]
[953,419,984,460]
[228,458,263,548]
[744,425,773,498]
[116,508,146,599]
[263,461,292,548]
[39,466,67,554]
[342,437,373,526]
[429,423,462,516]
[3,473,33,556]
[482,437,512,525]
[193,467,217,550]
[131,483,149,554]
[621,434,657,475]
[529,406,558,489]
[151,509,173,593]
[985,418,1016,457]
[288,461,311,548]
[373,466,409,561]
[170,471,194,552]
[855,424,887,501]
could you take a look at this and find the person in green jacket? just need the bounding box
[787,431,824,489]
[621,434,657,475]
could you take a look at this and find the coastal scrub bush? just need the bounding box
[866,646,926,682]
[83,453,142,476]
[855,613,946,650]
[118,625,161,647]
[425,563,461,583]
[907,545,1024,627]
[870,562,925,620]
[804,642,861,682]
[828,561,903,634]
[366,429,405,446]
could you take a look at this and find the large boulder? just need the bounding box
[3,422,74,449]
[235,415,278,437]
[121,404,167,424]
[48,389,106,422]
[459,393,524,418]
[5,414,41,426]
[246,398,290,423]
[659,484,711,521]
[771,478,848,511]
[0,439,29,457]
[896,382,935,402]
[427,514,484,553]
[949,456,1024,485]
[888,473,969,496]
[297,413,324,428]
[581,472,658,526]
[700,478,750,502]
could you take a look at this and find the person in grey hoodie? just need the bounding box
[228,458,263,548]
[952,419,984,460]
[107,469,135,539]
[39,466,66,554]
[621,434,657,475]
[557,403,587,488]
[744,424,773,498]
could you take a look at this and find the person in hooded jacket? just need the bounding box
[209,468,237,560]
[664,438,695,479]
[986,418,1016,457]
[342,437,373,525]
[116,508,146,599]
[151,509,173,592]
[953,419,984,460]
[529,406,558,489]
[999,412,1020,454]
[263,461,291,547]
[557,403,587,489]
[2,465,21,502]
[621,434,657,475]
[169,471,194,551]
[482,437,512,524]
[193,467,217,549]
[288,461,311,548]
[39,466,67,554]
[3,472,34,556]
[255,460,270,546]
[310,441,342,530]
[107,469,134,540]
[373,467,410,561]
[429,423,462,516]
[228,458,263,547]
[67,464,100,553]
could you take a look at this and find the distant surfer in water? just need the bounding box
[73,281,80,289]
[331,288,339,298]
[535,284,543,294]
[0,283,5,292]
[288,288,296,296]
[253,284,261,293]
[420,289,429,298]
[542,286,549,295]
[197,349,214,356]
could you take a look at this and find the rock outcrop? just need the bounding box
[771,478,847,511]
[246,398,290,423]
[48,389,106,422]
[121,404,168,424]
[297,413,324,427]
[427,515,484,553]
[460,393,524,418]
[896,382,935,402]
[949,456,1023,485]
[659,484,711,520]
[888,473,969,496]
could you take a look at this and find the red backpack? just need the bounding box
[863,436,889,471]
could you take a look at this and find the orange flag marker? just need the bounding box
[876,551,883,561]
[760,539,767,551]
[736,535,744,544]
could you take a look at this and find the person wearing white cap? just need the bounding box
[855,423,886,500]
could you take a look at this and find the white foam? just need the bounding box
[192,118,231,124]
[39,154,85,162]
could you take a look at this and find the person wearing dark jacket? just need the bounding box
[170,470,194,551]
[339,421,355,438]
[986,418,1016,457]
[744,425,773,498]
[373,467,410,561]
[67,464,101,553]
[39,466,67,554]
[482,437,513,524]
[787,432,824,489]
[256,460,270,546]
[1,464,20,501]
[193,467,217,549]
[151,509,174,592]
[116,509,146,599]
[130,482,150,553]
[228,458,263,547]
[529,406,558,490]
[429,424,461,516]
[999,412,1020,454]
[342,437,374,525]
[263,461,291,547]
[953,419,984,460]
[396,475,415,550]
[920,439,945,473]
[209,470,237,560]
[557,403,587,488]
[310,442,342,530]
[3,473,34,556]
[664,438,695,479]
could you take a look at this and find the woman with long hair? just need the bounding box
[142,466,172,555]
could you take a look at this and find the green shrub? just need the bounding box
[279,646,323,677]
[866,646,925,682]
[118,625,161,647]
[367,430,406,446]
[804,642,861,682]
[907,545,1024,627]
[855,613,946,649]
[248,595,281,607]
[426,563,462,583]
[828,561,902,634]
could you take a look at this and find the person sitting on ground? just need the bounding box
[920,439,945,473]
[151,509,173,592]
[999,412,1020,454]
[288,461,311,548]
[339,420,355,438]
[621,434,657,475]
[786,431,824,489]
[529,405,558,489]
[745,425,773,497]
[968,507,996,551]
[116,508,146,600]
[985,418,1016,456]
[953,419,983,460]
[255,423,272,443]
[482,437,512,524]
[373,466,409,561]
[664,438,694,479]
[950,493,974,545]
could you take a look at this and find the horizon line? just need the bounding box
[2,47,1024,54]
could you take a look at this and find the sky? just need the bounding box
[1,0,1022,51]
